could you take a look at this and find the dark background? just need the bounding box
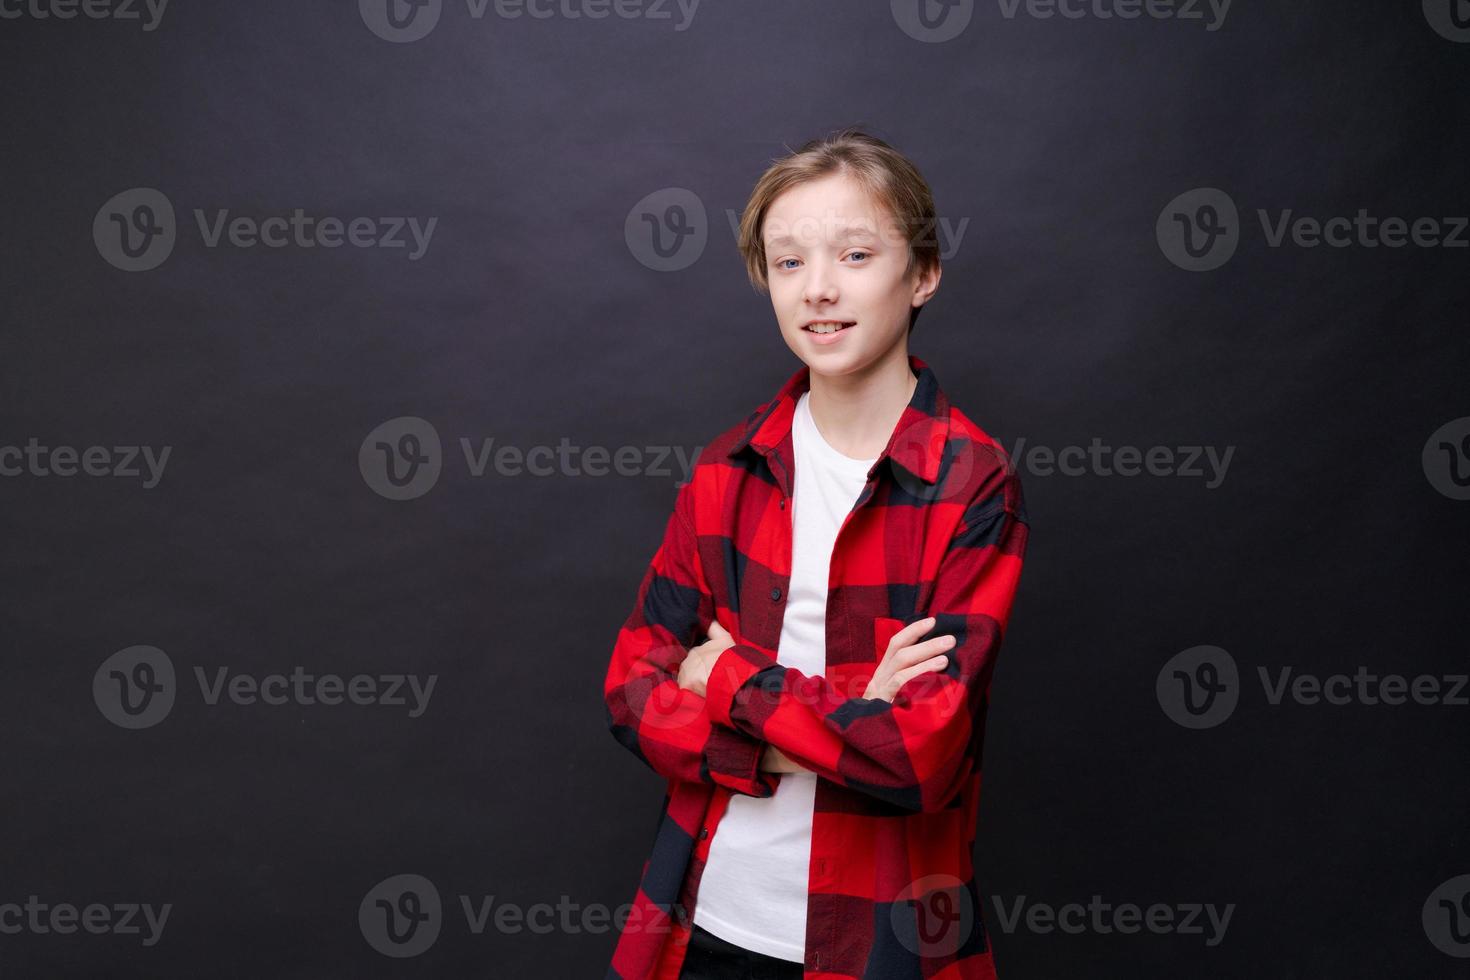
[2,1,1467,977]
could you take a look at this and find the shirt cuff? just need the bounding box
[704,724,777,797]
[705,644,777,729]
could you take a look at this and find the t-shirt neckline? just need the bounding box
[795,391,878,476]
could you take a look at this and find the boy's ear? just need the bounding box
[911,260,941,308]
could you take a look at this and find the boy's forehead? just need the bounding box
[763,182,899,246]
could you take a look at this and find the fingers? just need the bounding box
[886,616,938,655]
[707,619,731,640]
[876,614,934,667]
[889,654,949,693]
[890,633,956,668]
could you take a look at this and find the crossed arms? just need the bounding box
[603,469,1027,812]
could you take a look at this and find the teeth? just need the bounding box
[807,322,849,334]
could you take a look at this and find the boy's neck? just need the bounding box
[805,344,917,462]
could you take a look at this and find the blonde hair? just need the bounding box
[736,128,941,332]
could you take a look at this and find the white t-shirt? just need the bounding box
[692,390,877,962]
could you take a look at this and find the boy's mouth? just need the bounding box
[802,320,856,335]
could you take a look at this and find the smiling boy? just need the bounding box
[604,130,1030,979]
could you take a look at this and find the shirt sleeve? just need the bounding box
[603,479,780,798]
[702,472,1028,813]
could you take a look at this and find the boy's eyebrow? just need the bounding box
[765,223,880,248]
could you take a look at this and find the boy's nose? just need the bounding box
[803,272,838,304]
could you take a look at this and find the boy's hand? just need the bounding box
[679,623,810,775]
[676,619,735,698]
[862,616,955,702]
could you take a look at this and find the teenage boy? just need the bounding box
[604,130,1029,980]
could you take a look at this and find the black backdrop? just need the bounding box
[2,2,1467,977]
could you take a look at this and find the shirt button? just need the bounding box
[779,497,786,509]
[699,828,709,840]
[770,587,782,601]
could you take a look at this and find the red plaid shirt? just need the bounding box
[603,354,1029,979]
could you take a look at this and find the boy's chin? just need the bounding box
[801,348,875,379]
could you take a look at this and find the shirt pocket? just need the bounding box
[837,616,908,700]
[873,616,908,661]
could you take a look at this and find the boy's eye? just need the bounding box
[773,252,867,270]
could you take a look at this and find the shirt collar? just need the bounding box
[726,353,953,486]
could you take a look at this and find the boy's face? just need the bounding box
[761,172,939,379]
